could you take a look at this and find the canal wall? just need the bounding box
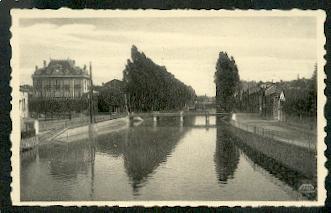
[224,121,317,179]
[55,117,130,143]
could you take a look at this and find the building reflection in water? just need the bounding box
[22,125,97,200]
[214,117,240,184]
[96,117,195,195]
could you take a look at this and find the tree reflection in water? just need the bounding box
[215,119,316,200]
[96,117,195,195]
[214,117,240,184]
[227,128,317,200]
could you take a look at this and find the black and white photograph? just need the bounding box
[10,10,326,206]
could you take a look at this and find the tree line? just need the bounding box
[280,67,317,118]
[123,45,196,112]
[213,50,317,120]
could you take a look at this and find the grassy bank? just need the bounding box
[224,120,317,179]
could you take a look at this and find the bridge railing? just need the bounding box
[129,111,229,117]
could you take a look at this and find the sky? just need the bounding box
[18,16,317,96]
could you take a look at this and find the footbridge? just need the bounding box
[129,111,230,127]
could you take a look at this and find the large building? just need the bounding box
[32,59,91,99]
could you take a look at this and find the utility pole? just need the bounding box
[89,62,94,124]
[124,93,129,115]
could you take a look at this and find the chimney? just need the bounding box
[35,65,38,71]
[43,60,46,67]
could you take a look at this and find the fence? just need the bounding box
[231,120,317,152]
[21,113,127,151]
[38,113,127,132]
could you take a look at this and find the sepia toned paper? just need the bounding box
[10,9,326,207]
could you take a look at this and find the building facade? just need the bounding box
[238,83,286,121]
[19,86,30,119]
[265,85,286,121]
[32,59,91,99]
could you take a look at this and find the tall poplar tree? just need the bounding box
[123,45,196,112]
[214,52,240,112]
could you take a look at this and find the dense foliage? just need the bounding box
[123,45,196,112]
[96,84,125,112]
[214,52,240,112]
[281,67,317,118]
[29,96,96,119]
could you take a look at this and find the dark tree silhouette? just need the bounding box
[280,64,317,118]
[214,52,240,112]
[123,45,196,112]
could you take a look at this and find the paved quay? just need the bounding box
[230,113,317,151]
[21,113,126,151]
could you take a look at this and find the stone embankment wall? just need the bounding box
[224,121,317,179]
[56,117,130,143]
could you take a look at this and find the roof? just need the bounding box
[103,79,124,89]
[33,59,89,78]
[248,86,262,95]
[265,85,282,96]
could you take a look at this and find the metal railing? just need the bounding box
[38,113,126,132]
[21,113,127,150]
[231,120,317,152]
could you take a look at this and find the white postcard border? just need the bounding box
[10,9,327,207]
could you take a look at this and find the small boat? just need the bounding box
[132,116,144,122]
[131,116,144,126]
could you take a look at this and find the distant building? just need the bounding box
[265,85,286,121]
[195,95,216,111]
[238,83,286,121]
[102,79,124,91]
[20,85,40,137]
[19,85,30,119]
[32,59,91,99]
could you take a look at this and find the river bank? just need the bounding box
[224,114,317,180]
[55,116,130,143]
[20,115,129,151]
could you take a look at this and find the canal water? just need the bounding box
[21,116,310,201]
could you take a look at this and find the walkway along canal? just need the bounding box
[228,113,317,179]
[20,115,316,201]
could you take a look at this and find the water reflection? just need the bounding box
[96,117,195,195]
[20,116,312,201]
[36,132,96,181]
[227,130,316,200]
[215,118,316,200]
[214,118,240,183]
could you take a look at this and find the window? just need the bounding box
[55,79,61,90]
